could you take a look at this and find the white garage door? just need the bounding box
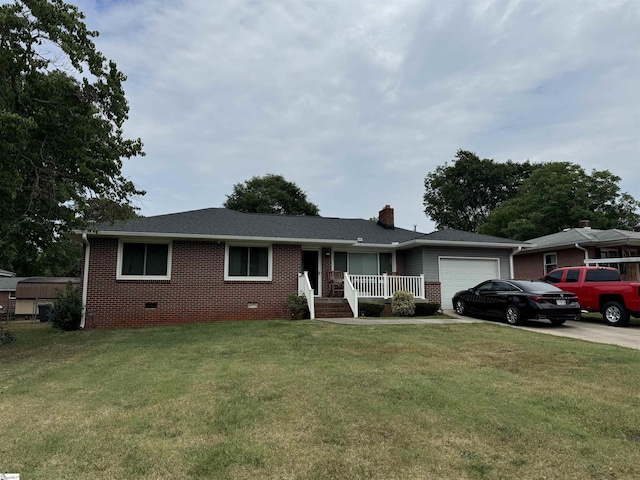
[439,258,500,309]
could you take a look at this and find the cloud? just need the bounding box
[73,0,639,232]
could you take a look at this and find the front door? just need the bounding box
[302,250,320,296]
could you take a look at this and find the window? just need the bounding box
[225,245,272,280]
[8,291,15,299]
[118,241,171,279]
[334,252,348,272]
[544,253,557,274]
[599,249,619,270]
[585,269,621,282]
[333,251,394,275]
[545,270,564,284]
[565,269,580,283]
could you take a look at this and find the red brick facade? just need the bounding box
[424,281,441,304]
[82,237,441,328]
[0,292,15,319]
[83,239,303,328]
[514,247,596,279]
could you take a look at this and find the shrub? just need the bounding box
[286,293,309,320]
[50,281,82,331]
[0,327,16,345]
[359,302,385,317]
[391,290,415,317]
[414,302,441,316]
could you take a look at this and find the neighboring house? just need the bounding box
[0,269,16,277]
[514,221,640,281]
[0,277,80,320]
[14,277,80,320]
[73,205,527,328]
[0,277,24,320]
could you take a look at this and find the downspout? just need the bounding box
[80,234,90,329]
[510,247,523,279]
[575,243,589,264]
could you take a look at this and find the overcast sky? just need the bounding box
[73,0,639,233]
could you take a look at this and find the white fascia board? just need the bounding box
[76,230,358,246]
[585,256,640,264]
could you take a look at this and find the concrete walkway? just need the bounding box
[317,310,640,351]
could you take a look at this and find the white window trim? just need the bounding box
[116,239,172,280]
[543,252,557,274]
[224,243,273,281]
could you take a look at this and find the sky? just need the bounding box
[70,0,638,233]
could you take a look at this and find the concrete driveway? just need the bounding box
[318,312,640,351]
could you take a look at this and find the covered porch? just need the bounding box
[298,271,426,319]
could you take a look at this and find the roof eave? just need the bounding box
[399,239,529,249]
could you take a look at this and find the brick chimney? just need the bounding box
[378,205,394,229]
[578,219,591,229]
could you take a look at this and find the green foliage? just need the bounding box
[391,291,415,317]
[479,163,640,240]
[286,293,309,320]
[0,327,16,344]
[0,0,145,275]
[359,302,385,317]
[423,150,540,231]
[50,281,82,331]
[224,174,319,216]
[414,302,441,316]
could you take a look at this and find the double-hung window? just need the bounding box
[543,253,557,274]
[225,245,272,280]
[118,241,171,280]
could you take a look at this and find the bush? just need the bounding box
[414,302,441,316]
[359,302,385,317]
[286,293,309,320]
[0,327,16,345]
[391,290,415,317]
[50,281,82,331]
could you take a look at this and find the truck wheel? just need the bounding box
[602,301,630,327]
[505,305,522,326]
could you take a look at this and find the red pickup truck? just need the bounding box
[543,266,640,326]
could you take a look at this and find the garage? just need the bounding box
[439,257,500,309]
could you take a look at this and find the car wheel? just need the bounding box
[550,318,566,326]
[602,301,630,327]
[505,304,522,326]
[454,299,466,316]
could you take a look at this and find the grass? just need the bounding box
[1,320,639,479]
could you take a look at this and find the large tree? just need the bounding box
[224,174,319,216]
[423,150,539,231]
[0,0,144,275]
[478,162,640,240]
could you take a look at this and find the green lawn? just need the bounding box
[1,320,639,479]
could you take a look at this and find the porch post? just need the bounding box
[383,273,389,299]
[419,274,425,299]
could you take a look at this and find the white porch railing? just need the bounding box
[343,273,359,318]
[298,272,315,319]
[349,274,425,299]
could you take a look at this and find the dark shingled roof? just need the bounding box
[86,208,523,247]
[422,228,527,245]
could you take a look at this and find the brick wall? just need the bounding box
[514,247,596,279]
[0,291,13,318]
[424,281,441,304]
[83,239,302,328]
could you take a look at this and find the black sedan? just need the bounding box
[452,279,580,326]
